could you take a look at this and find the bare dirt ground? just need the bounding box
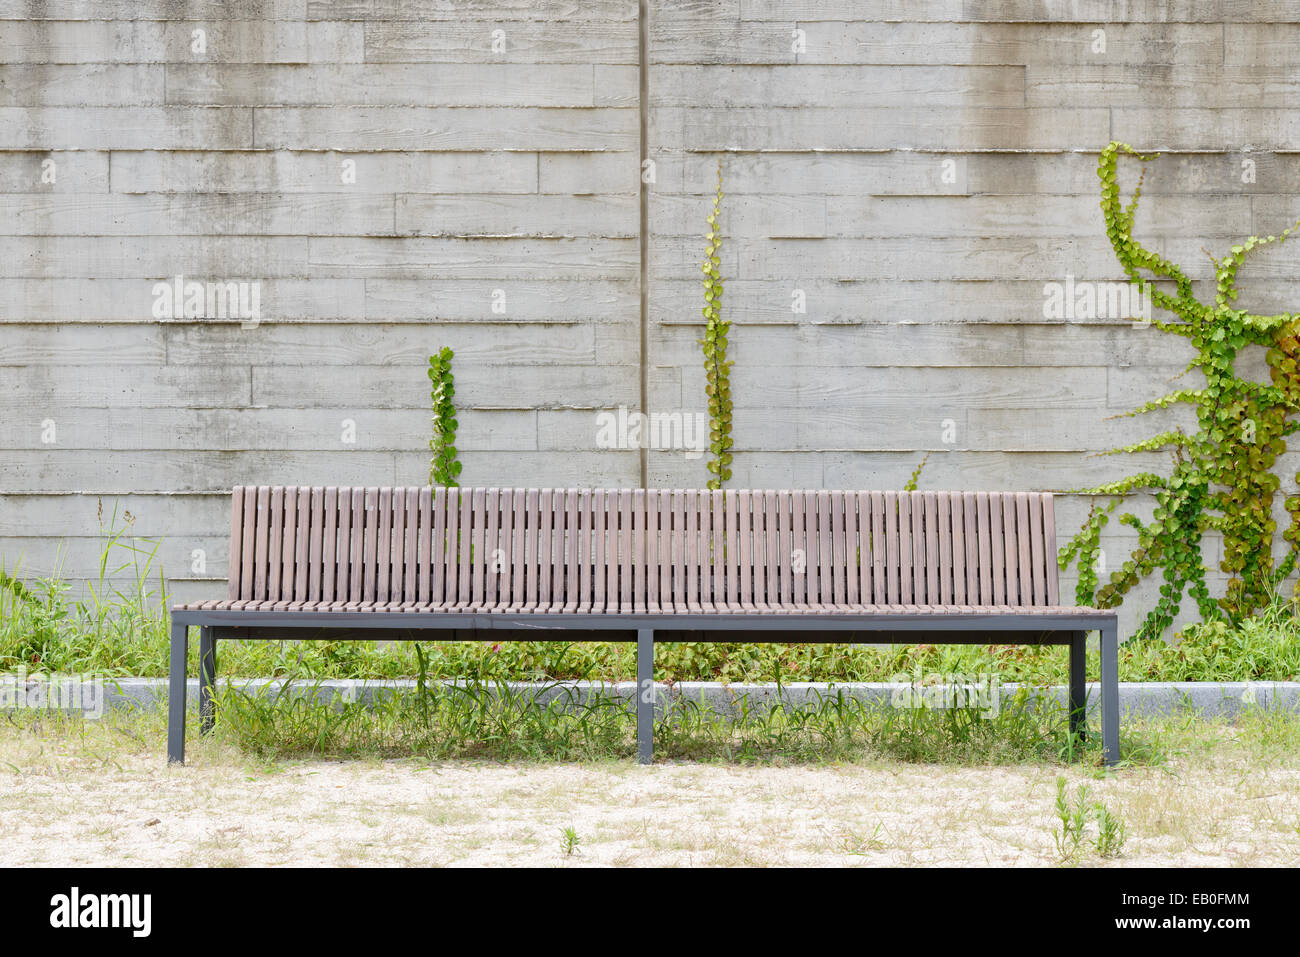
[2,720,1298,867]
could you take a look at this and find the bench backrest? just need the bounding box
[225,487,1060,608]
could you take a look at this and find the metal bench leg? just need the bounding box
[199,626,217,736]
[1068,630,1087,740]
[1100,621,1121,766]
[637,628,654,764]
[167,620,188,764]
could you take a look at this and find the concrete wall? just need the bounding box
[3,1,1300,637]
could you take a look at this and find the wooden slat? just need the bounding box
[591,489,607,612]
[723,491,740,610]
[1028,493,1047,606]
[937,491,953,605]
[791,491,808,607]
[431,487,447,605]
[252,486,270,602]
[673,489,688,612]
[778,490,794,606]
[348,488,365,605]
[564,490,579,612]
[817,490,833,606]
[456,487,473,607]
[267,486,284,604]
[227,486,245,601]
[989,492,1006,605]
[632,489,646,613]
[470,487,487,608]
[898,491,914,605]
[1002,493,1020,605]
[975,492,993,606]
[883,491,899,604]
[852,491,869,605]
[963,491,979,604]
[308,487,324,602]
[950,492,966,605]
[402,488,418,602]
[745,491,761,610]
[321,486,338,603]
[577,489,593,613]
[416,487,432,604]
[291,488,310,603]
[483,487,500,607]
[1043,492,1060,605]
[375,487,391,604]
[537,489,552,611]
[910,491,926,605]
[765,490,781,609]
[922,491,939,604]
[869,491,885,603]
[1016,492,1033,606]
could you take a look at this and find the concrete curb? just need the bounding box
[3,675,1298,720]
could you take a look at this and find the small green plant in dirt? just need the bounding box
[560,826,581,856]
[428,346,462,487]
[700,159,734,490]
[1053,775,1127,864]
[1061,141,1300,640]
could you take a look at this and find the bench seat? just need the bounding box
[167,486,1120,766]
[175,599,1113,617]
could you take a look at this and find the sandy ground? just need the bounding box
[2,725,1298,866]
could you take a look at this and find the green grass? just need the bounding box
[207,677,1165,767]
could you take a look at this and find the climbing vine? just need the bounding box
[428,346,462,487]
[701,159,734,489]
[1060,141,1300,639]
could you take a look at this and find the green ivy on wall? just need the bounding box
[701,159,734,490]
[428,346,462,487]
[1060,141,1300,639]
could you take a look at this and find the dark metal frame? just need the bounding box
[167,609,1120,766]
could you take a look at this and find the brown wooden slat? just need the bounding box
[1002,493,1020,605]
[852,491,868,606]
[765,490,781,610]
[375,487,391,604]
[507,488,525,610]
[252,486,270,602]
[591,489,607,612]
[778,490,794,607]
[791,491,808,607]
[1043,492,1060,605]
[910,491,926,605]
[308,487,324,603]
[883,491,899,604]
[897,491,913,605]
[576,489,593,613]
[963,491,980,604]
[536,489,552,611]
[227,486,245,601]
[743,491,760,611]
[1016,492,1034,606]
[988,492,1006,605]
[975,492,993,606]
[563,490,579,612]
[401,488,417,602]
[348,488,366,605]
[1028,492,1047,606]
[321,486,339,603]
[632,489,647,613]
[434,488,449,600]
[923,491,939,604]
[950,492,966,605]
[416,487,432,605]
[869,491,886,603]
[816,490,832,606]
[267,486,284,604]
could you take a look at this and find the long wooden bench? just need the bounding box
[168,486,1120,764]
